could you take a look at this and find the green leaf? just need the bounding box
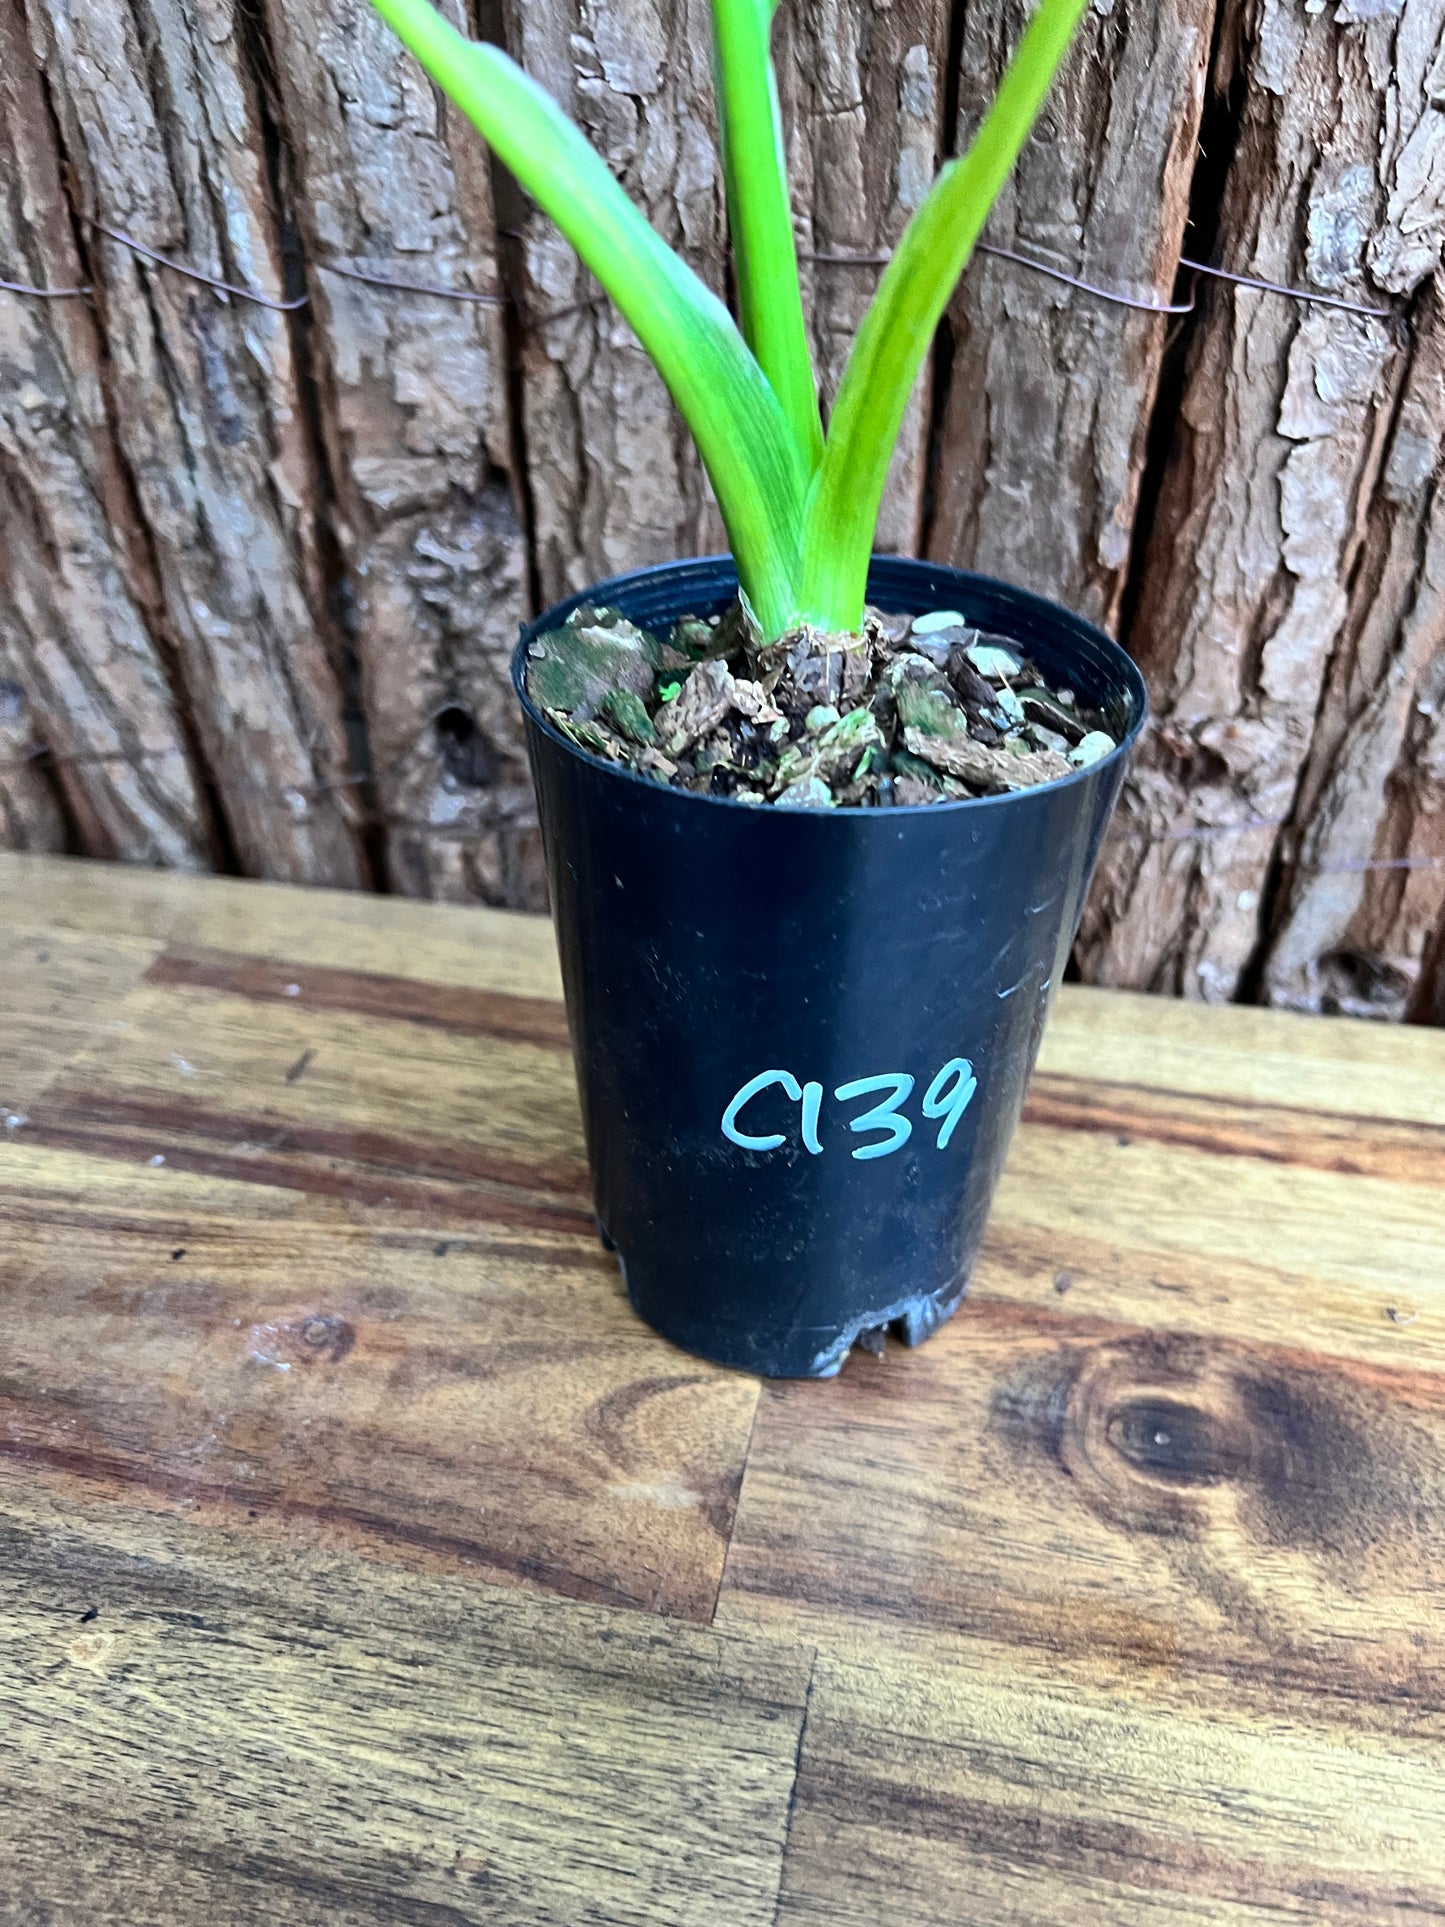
[711,0,823,473]
[798,0,1088,631]
[366,0,807,635]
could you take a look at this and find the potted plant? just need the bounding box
[369,0,1146,1377]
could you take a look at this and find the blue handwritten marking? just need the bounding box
[834,1073,916,1161]
[721,1069,803,1151]
[922,1058,978,1149]
[721,1060,980,1159]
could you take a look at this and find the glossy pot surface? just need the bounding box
[514,556,1147,1377]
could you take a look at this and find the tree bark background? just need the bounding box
[20,0,369,886]
[501,0,729,603]
[1,0,212,868]
[927,0,1214,633]
[0,0,1442,1020]
[1260,270,1445,1020]
[255,0,538,903]
[1077,0,1445,1014]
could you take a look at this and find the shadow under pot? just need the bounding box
[513,555,1147,1379]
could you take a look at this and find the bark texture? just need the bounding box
[0,667,67,855]
[1260,273,1445,1018]
[0,0,210,866]
[1079,0,1445,1004]
[257,0,538,904]
[23,0,367,886]
[502,0,728,603]
[927,0,1214,632]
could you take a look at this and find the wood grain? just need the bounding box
[1038,982,1445,1127]
[0,851,563,997]
[26,941,588,1213]
[1,907,760,1619]
[776,1643,1445,1927]
[4,854,1445,1923]
[719,984,1445,1695]
[0,1499,810,1925]
[0,922,161,1115]
[0,1138,758,1618]
[718,1300,1445,1701]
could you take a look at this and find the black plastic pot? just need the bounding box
[513,556,1146,1378]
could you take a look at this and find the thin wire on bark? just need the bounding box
[801,242,1394,320]
[87,219,308,311]
[0,271,91,296]
[319,259,505,304]
[2,226,1401,325]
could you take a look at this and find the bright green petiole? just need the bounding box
[711,0,824,477]
[366,0,1086,641]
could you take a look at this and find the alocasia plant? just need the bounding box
[367,0,1087,642]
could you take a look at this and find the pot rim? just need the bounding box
[510,553,1149,820]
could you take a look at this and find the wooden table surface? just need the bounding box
[2,851,1443,1925]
